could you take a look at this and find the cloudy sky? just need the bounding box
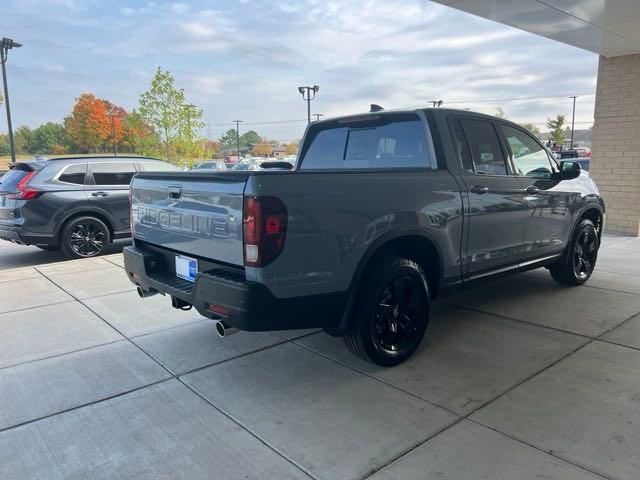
[2,0,598,141]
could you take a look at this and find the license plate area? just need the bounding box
[175,255,198,283]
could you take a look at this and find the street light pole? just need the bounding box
[233,119,242,160]
[569,96,577,149]
[1,38,22,164]
[108,109,120,157]
[298,85,319,124]
[314,113,324,122]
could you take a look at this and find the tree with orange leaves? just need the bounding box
[65,93,127,153]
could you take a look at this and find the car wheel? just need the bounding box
[549,219,599,285]
[61,216,110,259]
[344,256,430,366]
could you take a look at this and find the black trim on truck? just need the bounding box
[123,245,346,331]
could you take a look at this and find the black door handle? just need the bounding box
[91,191,109,197]
[525,185,540,195]
[470,185,489,194]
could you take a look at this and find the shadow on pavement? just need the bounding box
[0,240,130,270]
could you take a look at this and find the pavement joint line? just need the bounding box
[0,298,77,317]
[584,283,640,296]
[33,265,318,479]
[0,377,174,435]
[175,377,318,480]
[464,418,610,480]
[439,301,597,340]
[0,339,126,372]
[594,267,640,278]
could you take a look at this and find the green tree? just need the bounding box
[31,122,68,154]
[138,67,204,166]
[14,126,33,154]
[240,130,261,148]
[519,123,541,136]
[219,128,239,150]
[122,110,160,157]
[0,134,9,156]
[546,114,567,146]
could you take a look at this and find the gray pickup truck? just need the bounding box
[124,108,604,366]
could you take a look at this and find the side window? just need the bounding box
[57,163,87,185]
[89,163,136,186]
[300,114,432,169]
[460,119,508,175]
[300,127,348,169]
[501,125,554,178]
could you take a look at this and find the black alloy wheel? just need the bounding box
[549,218,599,285]
[345,256,430,366]
[61,216,110,259]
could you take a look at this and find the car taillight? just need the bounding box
[243,196,287,267]
[7,171,40,200]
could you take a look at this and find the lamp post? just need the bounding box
[568,96,577,149]
[313,113,324,122]
[1,37,22,164]
[233,119,242,160]
[108,109,121,157]
[298,85,319,124]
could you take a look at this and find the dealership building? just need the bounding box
[435,0,640,236]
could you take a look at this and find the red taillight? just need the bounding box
[8,171,40,200]
[243,196,287,267]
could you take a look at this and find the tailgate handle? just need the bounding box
[168,186,182,200]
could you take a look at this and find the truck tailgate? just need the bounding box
[130,172,247,266]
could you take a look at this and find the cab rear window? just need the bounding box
[299,113,434,170]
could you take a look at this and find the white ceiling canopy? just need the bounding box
[432,0,640,57]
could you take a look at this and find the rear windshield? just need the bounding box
[0,163,43,193]
[299,113,435,170]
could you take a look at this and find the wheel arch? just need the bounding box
[57,209,115,244]
[334,229,443,334]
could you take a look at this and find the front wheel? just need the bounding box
[344,256,430,366]
[549,219,599,285]
[61,216,111,259]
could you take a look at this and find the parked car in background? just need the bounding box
[125,108,604,366]
[192,160,228,171]
[574,147,591,158]
[0,156,178,258]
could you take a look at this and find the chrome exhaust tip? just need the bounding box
[137,285,157,298]
[214,320,239,338]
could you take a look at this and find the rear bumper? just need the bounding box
[0,224,56,246]
[123,245,346,332]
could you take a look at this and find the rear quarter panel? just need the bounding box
[246,169,464,299]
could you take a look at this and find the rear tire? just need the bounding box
[60,216,110,259]
[344,256,430,366]
[549,219,599,285]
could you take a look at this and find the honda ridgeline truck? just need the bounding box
[124,108,604,366]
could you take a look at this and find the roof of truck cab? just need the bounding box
[316,107,513,125]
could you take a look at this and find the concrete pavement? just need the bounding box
[0,236,639,479]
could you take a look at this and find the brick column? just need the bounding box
[590,54,640,236]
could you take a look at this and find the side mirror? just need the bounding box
[560,160,581,180]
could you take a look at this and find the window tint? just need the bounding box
[301,114,431,169]
[460,119,508,175]
[89,162,136,185]
[501,125,554,178]
[57,163,87,185]
[300,127,348,169]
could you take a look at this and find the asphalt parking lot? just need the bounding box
[1,235,639,480]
